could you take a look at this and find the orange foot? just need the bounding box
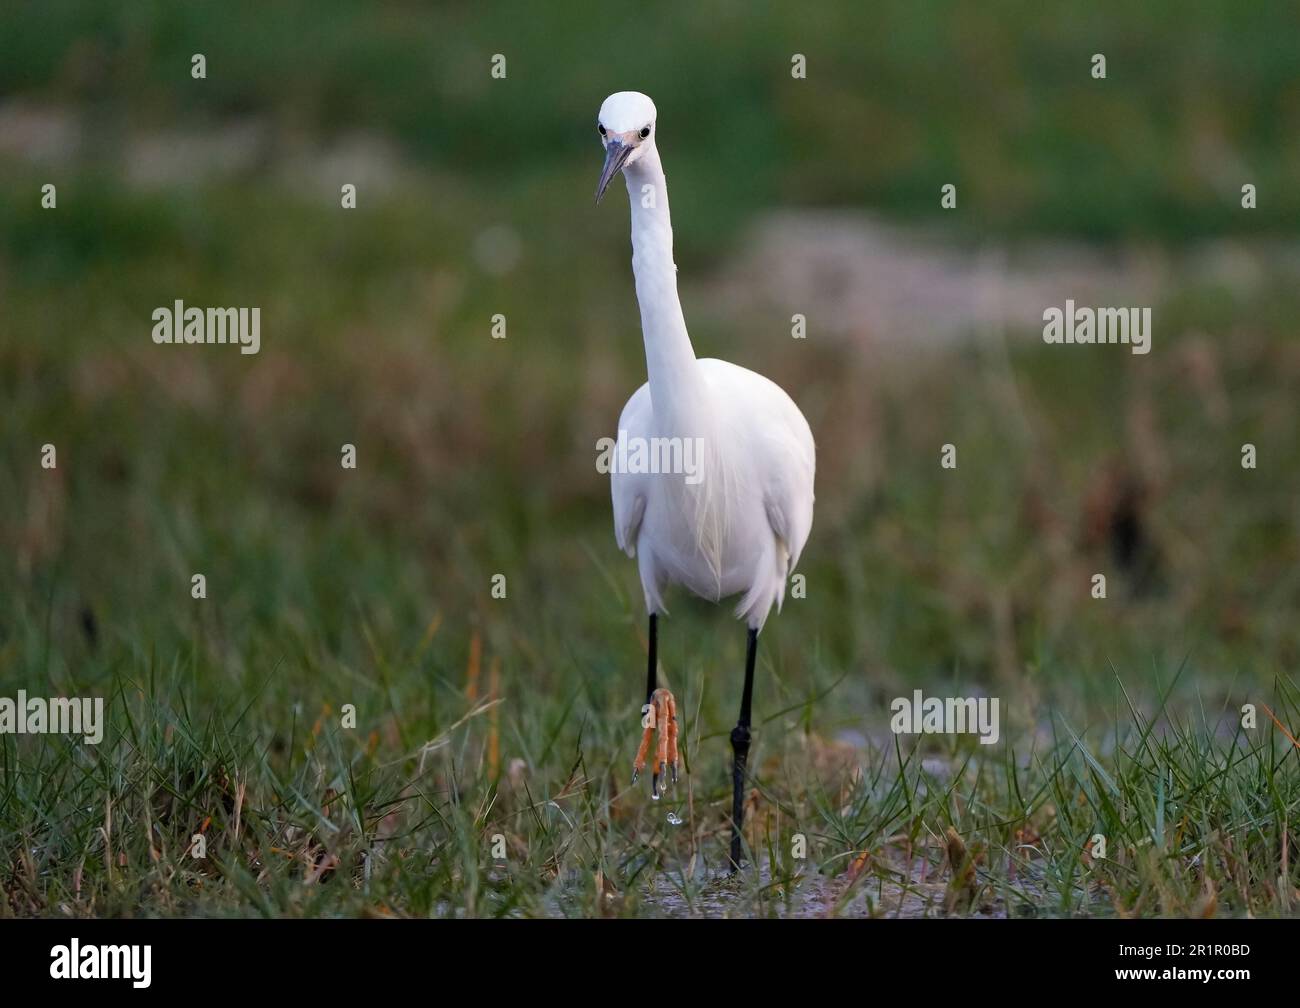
[631,687,678,800]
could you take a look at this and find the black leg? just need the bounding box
[632,613,659,790]
[645,612,657,705]
[645,612,661,797]
[729,626,758,871]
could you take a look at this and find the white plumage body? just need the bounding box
[613,359,814,629]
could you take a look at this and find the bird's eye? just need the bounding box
[639,126,651,139]
[598,124,607,136]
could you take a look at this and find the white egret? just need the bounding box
[594,91,816,870]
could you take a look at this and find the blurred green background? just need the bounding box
[1,1,1298,917]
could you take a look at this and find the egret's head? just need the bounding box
[595,91,657,204]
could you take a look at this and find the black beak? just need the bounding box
[595,140,633,204]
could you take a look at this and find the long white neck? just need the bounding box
[623,146,706,433]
